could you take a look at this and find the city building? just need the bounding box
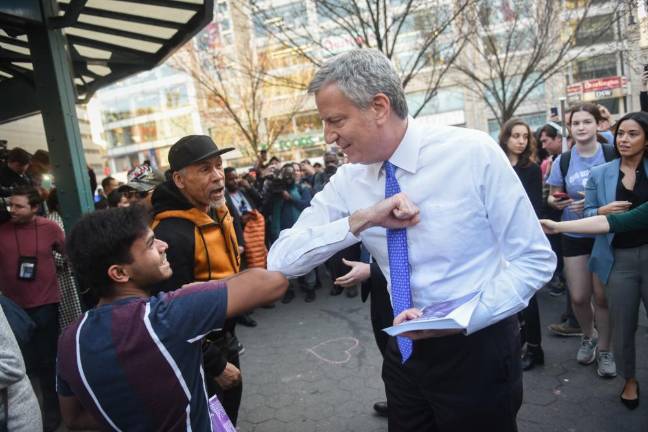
[0,107,105,180]
[87,63,203,179]
[84,0,646,169]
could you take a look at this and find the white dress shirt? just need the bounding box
[268,118,556,334]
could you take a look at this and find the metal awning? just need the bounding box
[0,0,213,123]
[0,0,213,230]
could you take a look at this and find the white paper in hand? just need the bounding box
[383,291,480,336]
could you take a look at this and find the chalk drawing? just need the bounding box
[306,337,360,365]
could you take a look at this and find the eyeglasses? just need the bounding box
[124,190,149,199]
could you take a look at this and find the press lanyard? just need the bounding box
[13,220,38,256]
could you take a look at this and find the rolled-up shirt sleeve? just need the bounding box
[466,141,557,334]
[267,173,360,277]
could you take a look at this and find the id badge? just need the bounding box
[17,256,37,281]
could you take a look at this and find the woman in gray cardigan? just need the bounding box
[0,307,42,431]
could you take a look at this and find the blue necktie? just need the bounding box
[384,161,413,363]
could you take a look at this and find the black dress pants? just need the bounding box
[382,316,522,432]
[520,294,542,346]
[367,267,393,356]
[205,336,242,425]
[25,304,60,429]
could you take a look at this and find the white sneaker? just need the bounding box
[597,351,617,378]
[576,333,598,365]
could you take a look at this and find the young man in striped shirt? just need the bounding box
[56,205,287,431]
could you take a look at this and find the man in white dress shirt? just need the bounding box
[267,49,555,432]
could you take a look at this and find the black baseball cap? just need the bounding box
[168,135,234,172]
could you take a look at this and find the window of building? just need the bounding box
[316,0,354,23]
[165,84,189,109]
[399,7,452,35]
[295,112,322,133]
[573,53,617,82]
[483,73,545,108]
[254,1,308,37]
[101,96,132,124]
[574,14,615,47]
[478,0,533,27]
[487,112,545,140]
[266,115,295,137]
[564,0,609,9]
[407,88,464,117]
[114,155,132,172]
[481,29,532,57]
[131,92,161,117]
[210,122,242,149]
[132,121,158,143]
[258,44,311,70]
[166,115,194,138]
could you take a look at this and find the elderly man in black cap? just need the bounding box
[149,135,246,424]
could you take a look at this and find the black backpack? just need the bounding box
[559,143,617,188]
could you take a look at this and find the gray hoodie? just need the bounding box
[0,307,42,431]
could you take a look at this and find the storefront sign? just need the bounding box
[321,35,363,55]
[566,76,627,102]
[276,133,324,151]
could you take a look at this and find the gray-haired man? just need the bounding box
[268,49,555,431]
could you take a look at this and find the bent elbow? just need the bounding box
[269,271,289,302]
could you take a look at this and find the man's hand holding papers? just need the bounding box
[384,291,481,339]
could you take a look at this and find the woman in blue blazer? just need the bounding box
[584,111,648,409]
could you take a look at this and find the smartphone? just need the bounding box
[552,192,569,201]
[550,107,558,116]
[644,64,648,73]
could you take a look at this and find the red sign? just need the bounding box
[582,76,624,92]
[567,83,583,95]
[567,76,628,101]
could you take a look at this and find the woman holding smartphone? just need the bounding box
[545,103,615,377]
[498,118,544,370]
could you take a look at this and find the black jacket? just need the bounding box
[150,181,240,378]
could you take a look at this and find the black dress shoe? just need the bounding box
[620,382,640,410]
[346,285,358,298]
[521,345,544,371]
[373,401,388,417]
[305,291,316,303]
[330,286,343,296]
[281,290,295,304]
[238,314,257,327]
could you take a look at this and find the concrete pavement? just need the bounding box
[236,286,648,432]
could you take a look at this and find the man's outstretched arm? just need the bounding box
[224,268,288,317]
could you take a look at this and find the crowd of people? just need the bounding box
[499,98,648,411]
[0,48,646,431]
[0,126,371,431]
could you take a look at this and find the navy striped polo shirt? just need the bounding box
[56,281,227,431]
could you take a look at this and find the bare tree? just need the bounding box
[454,0,630,126]
[243,0,473,116]
[170,41,310,159]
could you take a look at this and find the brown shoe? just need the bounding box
[548,321,583,337]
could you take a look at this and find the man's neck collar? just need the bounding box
[98,284,149,306]
[13,216,36,226]
[371,116,418,179]
[179,189,209,213]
